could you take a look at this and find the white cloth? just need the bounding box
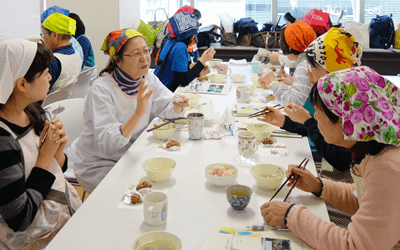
[0,39,37,104]
[49,52,81,95]
[69,71,185,193]
[228,59,247,65]
[278,54,296,68]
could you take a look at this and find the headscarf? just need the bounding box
[305,28,363,73]
[41,5,70,23]
[175,5,195,15]
[301,9,330,35]
[43,13,76,36]
[288,8,306,21]
[284,21,317,53]
[0,39,37,104]
[167,12,198,41]
[317,66,400,145]
[101,29,144,58]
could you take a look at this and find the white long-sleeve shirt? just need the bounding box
[270,54,312,106]
[69,71,185,193]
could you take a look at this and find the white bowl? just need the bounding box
[209,74,226,83]
[230,74,247,83]
[151,122,176,141]
[209,59,223,68]
[182,93,200,106]
[251,76,262,88]
[132,231,182,250]
[247,123,274,141]
[205,163,238,187]
[251,164,285,190]
[143,158,176,182]
[237,84,256,95]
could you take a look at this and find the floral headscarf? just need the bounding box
[284,21,317,53]
[41,5,70,23]
[43,13,76,36]
[167,12,198,41]
[305,28,362,73]
[317,66,400,145]
[101,29,144,58]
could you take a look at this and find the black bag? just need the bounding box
[251,32,266,48]
[197,26,221,48]
[370,14,395,49]
[264,31,281,49]
[220,26,237,46]
[238,32,252,46]
[234,18,259,35]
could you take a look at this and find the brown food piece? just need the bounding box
[270,67,276,72]
[166,140,180,149]
[130,193,142,204]
[262,138,274,145]
[276,71,285,78]
[203,76,209,81]
[136,181,152,190]
[197,77,204,82]
[266,94,275,100]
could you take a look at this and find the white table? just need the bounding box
[46,65,329,250]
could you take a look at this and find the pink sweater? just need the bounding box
[288,147,400,250]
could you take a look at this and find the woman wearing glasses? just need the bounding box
[67,29,189,193]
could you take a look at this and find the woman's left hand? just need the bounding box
[261,201,291,228]
[259,71,276,89]
[199,65,210,77]
[49,118,69,167]
[172,94,189,113]
[277,74,294,86]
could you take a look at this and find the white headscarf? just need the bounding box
[0,39,37,104]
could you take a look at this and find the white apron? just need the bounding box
[0,121,81,250]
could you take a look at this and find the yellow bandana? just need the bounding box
[43,12,76,36]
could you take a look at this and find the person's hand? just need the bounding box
[198,47,216,64]
[199,65,210,77]
[48,117,69,153]
[257,106,285,127]
[286,164,322,193]
[268,52,282,63]
[258,71,276,90]
[37,120,62,170]
[284,103,312,125]
[172,94,189,113]
[277,73,294,86]
[261,201,291,228]
[135,78,153,117]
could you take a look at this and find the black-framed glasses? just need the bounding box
[123,47,152,58]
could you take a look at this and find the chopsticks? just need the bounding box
[40,105,61,149]
[283,159,309,202]
[248,104,284,118]
[146,120,174,132]
[269,158,309,202]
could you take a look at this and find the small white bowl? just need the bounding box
[205,163,238,187]
[151,122,176,141]
[182,93,200,106]
[132,231,182,250]
[143,158,176,182]
[247,123,274,141]
[209,59,223,68]
[251,76,262,88]
[209,74,226,83]
[251,164,285,190]
[230,74,247,83]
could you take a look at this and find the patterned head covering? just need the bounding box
[43,13,76,36]
[41,5,70,23]
[175,5,195,15]
[167,12,198,41]
[305,28,362,73]
[284,21,317,53]
[317,66,400,145]
[101,29,144,58]
[288,8,306,21]
[301,9,330,35]
[0,40,37,104]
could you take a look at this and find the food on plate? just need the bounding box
[203,76,209,81]
[270,66,277,72]
[197,76,209,82]
[262,138,274,145]
[212,65,218,69]
[136,181,152,191]
[166,140,180,149]
[130,193,142,204]
[266,94,275,100]
[276,70,285,79]
[206,164,237,177]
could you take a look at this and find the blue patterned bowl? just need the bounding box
[225,185,253,211]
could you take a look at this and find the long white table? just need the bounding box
[46,64,329,250]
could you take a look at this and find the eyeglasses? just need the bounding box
[40,33,45,38]
[307,63,316,72]
[123,47,152,59]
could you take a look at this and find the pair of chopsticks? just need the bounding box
[248,104,284,118]
[146,117,188,132]
[40,105,61,149]
[269,158,310,202]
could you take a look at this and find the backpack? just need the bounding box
[197,26,221,48]
[370,14,395,49]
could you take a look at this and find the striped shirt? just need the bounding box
[270,54,312,106]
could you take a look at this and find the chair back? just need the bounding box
[70,66,97,99]
[41,85,74,107]
[43,98,85,149]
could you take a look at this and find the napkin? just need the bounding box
[228,59,247,65]
[216,107,236,136]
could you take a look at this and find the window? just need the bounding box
[140,0,188,24]
[364,0,400,22]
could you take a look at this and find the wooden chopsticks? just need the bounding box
[248,104,284,118]
[146,120,174,132]
[269,158,309,202]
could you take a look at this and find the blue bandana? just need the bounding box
[288,8,306,20]
[41,6,70,23]
[169,12,198,41]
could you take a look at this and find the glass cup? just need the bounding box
[187,113,204,140]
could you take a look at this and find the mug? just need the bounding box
[236,86,250,103]
[217,64,232,76]
[238,131,259,157]
[187,112,204,140]
[143,192,168,226]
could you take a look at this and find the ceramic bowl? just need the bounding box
[237,84,256,95]
[230,74,247,83]
[250,164,285,190]
[142,158,176,182]
[209,74,226,83]
[209,59,223,68]
[205,163,238,187]
[182,93,200,106]
[151,122,176,141]
[132,231,182,250]
[246,123,274,141]
[251,76,262,88]
[225,184,253,211]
